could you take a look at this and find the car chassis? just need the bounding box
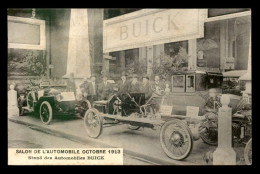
[84,91,204,161]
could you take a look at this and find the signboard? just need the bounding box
[8,16,46,50]
[103,9,207,53]
[186,106,199,117]
[160,105,173,115]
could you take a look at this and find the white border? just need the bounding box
[8,16,46,50]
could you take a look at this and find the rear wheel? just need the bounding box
[79,100,91,118]
[127,113,141,130]
[84,108,103,138]
[199,119,218,146]
[160,119,193,160]
[39,101,53,125]
[244,138,252,165]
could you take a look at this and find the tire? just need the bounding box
[244,138,252,165]
[128,125,141,130]
[39,101,53,125]
[127,113,141,130]
[160,119,193,160]
[79,100,91,118]
[84,108,103,138]
[199,120,218,146]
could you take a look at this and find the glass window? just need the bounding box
[186,75,195,92]
[172,75,185,92]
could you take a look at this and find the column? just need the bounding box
[8,85,19,117]
[119,51,126,73]
[147,46,153,77]
[64,9,91,81]
[153,44,164,67]
[220,20,228,71]
[213,94,236,165]
[188,39,197,70]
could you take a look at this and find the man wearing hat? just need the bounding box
[128,74,141,93]
[140,75,153,102]
[86,75,98,104]
[66,72,76,94]
[79,77,89,99]
[151,75,165,93]
[117,72,129,94]
[204,88,222,119]
[98,73,113,100]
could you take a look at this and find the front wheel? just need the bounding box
[84,108,103,138]
[39,101,53,125]
[244,138,252,165]
[199,119,218,146]
[160,119,193,160]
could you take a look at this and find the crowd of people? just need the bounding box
[77,72,171,104]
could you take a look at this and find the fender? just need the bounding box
[35,96,55,114]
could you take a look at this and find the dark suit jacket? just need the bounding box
[86,82,98,96]
[128,81,141,93]
[117,80,129,94]
[98,81,113,100]
[140,82,153,100]
[79,82,89,93]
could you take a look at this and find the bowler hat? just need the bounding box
[90,74,96,78]
[142,75,149,80]
[209,88,218,93]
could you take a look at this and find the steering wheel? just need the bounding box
[151,85,165,96]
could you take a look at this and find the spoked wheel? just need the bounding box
[84,108,103,138]
[39,101,53,125]
[244,138,252,165]
[79,100,91,118]
[127,113,141,130]
[160,119,193,160]
[199,120,218,146]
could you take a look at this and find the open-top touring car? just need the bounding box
[19,80,91,125]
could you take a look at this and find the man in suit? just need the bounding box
[79,77,89,100]
[98,74,113,100]
[128,74,141,93]
[117,72,129,94]
[140,75,153,102]
[151,75,165,94]
[66,72,76,94]
[86,75,98,104]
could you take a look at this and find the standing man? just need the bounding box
[86,75,98,104]
[151,75,165,94]
[117,72,129,94]
[66,72,76,94]
[98,73,113,100]
[79,77,89,100]
[128,74,141,93]
[140,75,153,102]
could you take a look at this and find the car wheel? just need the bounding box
[244,138,252,165]
[84,108,103,138]
[160,119,193,160]
[39,101,53,125]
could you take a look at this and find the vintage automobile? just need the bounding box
[20,80,91,125]
[84,85,207,161]
[164,70,223,116]
[199,93,252,164]
[222,70,247,96]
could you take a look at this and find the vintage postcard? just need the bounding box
[8,8,252,165]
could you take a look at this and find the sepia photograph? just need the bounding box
[7,8,252,165]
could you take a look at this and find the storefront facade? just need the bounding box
[104,9,251,83]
